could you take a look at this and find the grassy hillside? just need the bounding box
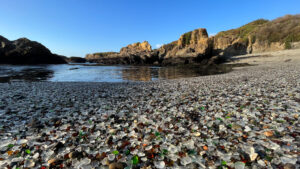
[215,19,269,43]
[215,14,300,48]
[254,15,300,48]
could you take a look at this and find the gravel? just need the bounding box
[0,61,299,169]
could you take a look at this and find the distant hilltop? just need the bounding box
[86,14,300,65]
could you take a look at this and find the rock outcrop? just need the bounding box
[118,41,158,64]
[158,28,212,65]
[85,52,118,61]
[120,41,152,54]
[86,41,159,65]
[0,36,67,64]
[86,14,300,65]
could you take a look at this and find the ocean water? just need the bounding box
[0,63,235,82]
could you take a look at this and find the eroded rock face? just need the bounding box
[249,41,285,53]
[0,35,66,64]
[212,36,249,57]
[120,41,152,55]
[158,28,213,65]
[86,42,158,65]
[212,35,285,58]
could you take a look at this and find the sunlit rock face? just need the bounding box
[85,41,158,65]
[120,41,152,55]
[158,28,213,65]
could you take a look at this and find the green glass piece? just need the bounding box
[132,155,139,165]
[266,156,273,161]
[225,116,230,119]
[221,160,227,166]
[188,149,196,155]
[79,131,84,137]
[228,124,232,128]
[162,149,168,155]
[201,107,205,111]
[25,149,31,154]
[8,144,14,148]
[125,149,130,155]
[155,131,160,136]
[113,150,119,155]
[89,120,92,124]
[158,153,163,157]
[217,118,222,121]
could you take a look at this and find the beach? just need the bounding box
[0,49,299,168]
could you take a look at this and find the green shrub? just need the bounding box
[285,41,292,49]
[250,35,256,44]
[181,32,192,46]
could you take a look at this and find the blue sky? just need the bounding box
[0,0,299,57]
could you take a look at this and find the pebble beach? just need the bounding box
[0,50,300,169]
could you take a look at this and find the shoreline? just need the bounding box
[0,49,299,168]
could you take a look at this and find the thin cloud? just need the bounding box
[209,33,216,37]
[155,44,163,48]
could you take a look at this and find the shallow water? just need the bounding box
[0,63,242,82]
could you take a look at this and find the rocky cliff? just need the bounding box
[120,41,152,54]
[86,41,159,65]
[158,28,212,64]
[118,41,158,64]
[86,14,300,65]
[0,36,67,64]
